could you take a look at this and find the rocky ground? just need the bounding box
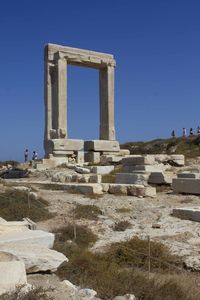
[1,157,200,299]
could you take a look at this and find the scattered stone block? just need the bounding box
[115,173,148,185]
[0,243,68,273]
[0,252,27,295]
[76,184,103,195]
[121,155,155,166]
[109,184,128,195]
[90,165,114,174]
[173,207,200,222]
[84,140,120,152]
[172,178,200,195]
[127,185,156,197]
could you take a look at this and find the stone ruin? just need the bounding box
[43,43,120,166]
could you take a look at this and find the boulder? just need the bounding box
[78,288,97,300]
[0,243,68,273]
[0,251,27,295]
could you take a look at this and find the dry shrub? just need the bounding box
[0,189,53,222]
[53,224,98,252]
[0,286,54,300]
[74,204,102,220]
[113,220,132,231]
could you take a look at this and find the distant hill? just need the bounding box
[121,135,200,158]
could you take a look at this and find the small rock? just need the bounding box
[75,167,90,174]
[78,288,97,299]
[152,223,161,229]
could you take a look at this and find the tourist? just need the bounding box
[182,128,186,137]
[171,130,175,138]
[24,149,28,163]
[190,128,194,136]
[32,151,38,161]
[197,126,200,135]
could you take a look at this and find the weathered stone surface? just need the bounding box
[148,172,172,184]
[0,230,55,248]
[173,207,200,222]
[89,174,102,183]
[45,139,84,153]
[76,151,84,164]
[0,244,68,273]
[101,183,109,192]
[115,173,148,185]
[75,166,90,174]
[85,152,101,164]
[119,149,130,156]
[154,154,185,166]
[78,288,97,300]
[0,252,27,295]
[121,155,155,166]
[101,155,122,164]
[127,185,156,197]
[177,172,200,179]
[172,178,200,195]
[76,184,103,195]
[52,171,73,182]
[90,165,114,174]
[62,280,78,293]
[84,140,120,152]
[109,184,127,195]
[122,165,164,173]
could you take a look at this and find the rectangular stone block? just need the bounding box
[89,174,102,183]
[119,149,130,156]
[122,165,163,173]
[84,140,120,152]
[121,155,155,166]
[173,207,200,222]
[172,178,200,195]
[85,152,101,164]
[108,184,128,195]
[115,173,148,184]
[177,172,200,179]
[90,165,114,174]
[45,139,84,152]
[148,172,172,184]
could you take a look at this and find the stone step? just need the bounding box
[177,172,200,179]
[173,207,200,222]
[122,165,164,173]
[115,173,148,184]
[108,184,156,197]
[172,178,200,195]
[121,155,155,166]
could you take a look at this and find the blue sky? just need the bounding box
[0,0,200,161]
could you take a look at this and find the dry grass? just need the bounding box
[0,286,54,300]
[116,207,132,213]
[113,220,132,231]
[74,204,102,220]
[0,189,53,222]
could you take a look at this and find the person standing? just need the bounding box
[197,126,200,134]
[171,130,175,138]
[190,128,194,136]
[32,151,38,161]
[182,128,186,137]
[24,149,28,163]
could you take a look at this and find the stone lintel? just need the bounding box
[84,140,120,152]
[45,44,116,68]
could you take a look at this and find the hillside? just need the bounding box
[121,135,200,158]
